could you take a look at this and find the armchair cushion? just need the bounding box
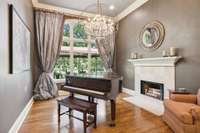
[164,100,194,124]
[170,94,197,104]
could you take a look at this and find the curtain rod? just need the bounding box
[34,7,87,20]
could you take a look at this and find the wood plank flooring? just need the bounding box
[19,92,173,133]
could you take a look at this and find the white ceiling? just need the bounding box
[38,0,136,17]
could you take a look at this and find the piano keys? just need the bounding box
[61,73,122,126]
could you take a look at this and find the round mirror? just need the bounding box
[139,21,165,50]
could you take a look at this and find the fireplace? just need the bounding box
[141,80,164,100]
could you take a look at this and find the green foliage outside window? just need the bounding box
[74,42,88,47]
[91,56,104,75]
[73,23,87,39]
[53,56,70,79]
[63,24,70,37]
[91,43,97,48]
[63,41,70,46]
[53,56,104,79]
[74,56,88,74]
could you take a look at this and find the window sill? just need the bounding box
[54,79,65,84]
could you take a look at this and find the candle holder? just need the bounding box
[130,52,138,59]
[169,47,177,57]
[162,50,168,57]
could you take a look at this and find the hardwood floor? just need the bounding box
[19,92,173,133]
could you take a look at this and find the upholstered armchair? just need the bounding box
[163,89,200,133]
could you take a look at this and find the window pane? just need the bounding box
[74,42,88,47]
[73,23,87,39]
[91,56,104,75]
[73,54,88,74]
[54,56,70,79]
[63,24,70,37]
[91,43,97,49]
[63,41,70,47]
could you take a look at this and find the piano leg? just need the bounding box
[88,96,94,102]
[69,93,74,117]
[110,100,116,127]
[88,96,95,121]
[70,93,74,97]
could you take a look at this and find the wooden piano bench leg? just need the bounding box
[83,112,87,133]
[68,108,72,118]
[94,108,97,128]
[87,96,95,121]
[70,93,74,97]
[57,103,61,123]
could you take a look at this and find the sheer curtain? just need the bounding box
[96,32,116,73]
[33,10,64,100]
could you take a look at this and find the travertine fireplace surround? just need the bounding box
[126,57,182,115]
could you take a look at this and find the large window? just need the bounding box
[53,20,104,79]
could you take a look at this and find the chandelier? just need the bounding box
[83,0,114,38]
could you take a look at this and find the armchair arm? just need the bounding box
[191,106,200,132]
[170,94,197,104]
[191,106,200,121]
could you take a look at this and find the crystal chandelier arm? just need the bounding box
[97,0,100,14]
[97,0,102,15]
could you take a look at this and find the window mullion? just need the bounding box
[69,22,74,74]
[88,35,91,74]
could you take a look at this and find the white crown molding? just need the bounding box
[32,0,95,18]
[8,97,33,133]
[32,0,113,19]
[114,0,149,21]
[32,0,148,22]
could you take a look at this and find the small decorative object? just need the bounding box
[9,4,31,74]
[130,52,138,59]
[169,47,177,57]
[162,50,168,57]
[177,88,188,92]
[139,21,165,51]
[174,88,191,94]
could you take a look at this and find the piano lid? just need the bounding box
[66,72,122,80]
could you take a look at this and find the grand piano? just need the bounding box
[61,73,122,126]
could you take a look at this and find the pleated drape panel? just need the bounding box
[96,33,116,72]
[34,11,64,100]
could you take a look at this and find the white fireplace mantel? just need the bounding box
[125,56,182,115]
[128,56,182,67]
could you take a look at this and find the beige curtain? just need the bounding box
[96,32,116,72]
[33,11,64,100]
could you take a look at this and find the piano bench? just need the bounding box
[57,96,97,133]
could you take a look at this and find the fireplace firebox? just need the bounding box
[141,80,164,100]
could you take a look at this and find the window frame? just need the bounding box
[54,19,104,82]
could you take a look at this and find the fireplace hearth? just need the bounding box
[141,80,164,100]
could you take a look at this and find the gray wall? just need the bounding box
[0,0,35,132]
[116,0,200,93]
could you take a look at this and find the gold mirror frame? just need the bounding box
[139,21,165,51]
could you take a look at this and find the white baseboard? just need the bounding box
[122,88,136,96]
[8,97,34,133]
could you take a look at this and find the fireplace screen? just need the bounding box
[141,80,164,100]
